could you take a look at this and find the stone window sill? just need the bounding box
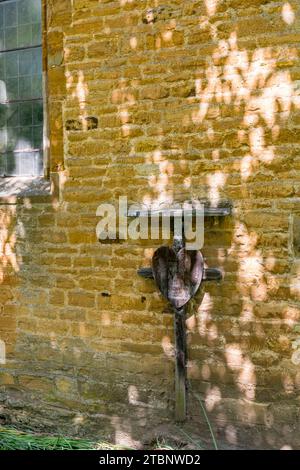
[0,177,53,204]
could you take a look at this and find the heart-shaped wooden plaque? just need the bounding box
[152,246,204,309]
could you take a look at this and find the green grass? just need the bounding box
[0,426,103,451]
[190,389,218,450]
[0,426,187,451]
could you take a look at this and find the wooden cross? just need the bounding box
[135,205,231,421]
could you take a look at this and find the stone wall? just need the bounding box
[0,0,300,449]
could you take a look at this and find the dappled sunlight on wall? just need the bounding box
[48,0,300,448]
[0,207,20,279]
[125,0,300,447]
[0,205,22,360]
[282,2,295,25]
[0,0,298,449]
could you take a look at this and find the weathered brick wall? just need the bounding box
[0,0,300,449]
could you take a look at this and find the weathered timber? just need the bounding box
[152,242,204,421]
[128,206,231,218]
[152,246,204,309]
[138,266,222,281]
[174,306,187,422]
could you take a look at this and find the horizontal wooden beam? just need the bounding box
[138,267,222,281]
[128,206,231,218]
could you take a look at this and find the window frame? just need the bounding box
[0,0,48,178]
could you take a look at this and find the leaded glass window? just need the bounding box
[0,0,43,176]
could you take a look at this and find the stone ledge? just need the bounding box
[0,177,53,205]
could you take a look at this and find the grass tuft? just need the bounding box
[192,391,218,450]
[0,426,96,451]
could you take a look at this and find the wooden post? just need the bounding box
[174,306,187,422]
[172,234,187,422]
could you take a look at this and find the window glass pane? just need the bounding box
[6,101,18,126]
[32,22,41,45]
[5,50,18,76]
[18,24,31,48]
[0,100,43,144]
[5,26,17,49]
[19,101,32,126]
[19,48,31,75]
[32,47,42,74]
[17,0,31,25]
[33,124,42,148]
[0,102,6,128]
[0,0,42,51]
[6,76,19,100]
[4,2,17,28]
[5,150,41,176]
[0,48,43,101]
[0,0,43,177]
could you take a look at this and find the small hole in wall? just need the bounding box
[65,116,98,132]
[101,292,111,297]
[141,296,146,303]
[188,87,196,97]
[0,415,8,425]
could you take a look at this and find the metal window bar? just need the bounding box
[0,43,42,55]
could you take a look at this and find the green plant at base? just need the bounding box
[0,427,96,451]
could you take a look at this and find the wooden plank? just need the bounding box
[128,206,231,218]
[174,306,187,422]
[138,266,222,281]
